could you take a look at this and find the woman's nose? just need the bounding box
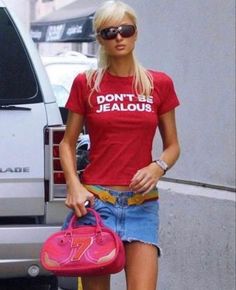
[115,32,123,41]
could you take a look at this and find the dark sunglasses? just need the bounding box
[97,24,136,40]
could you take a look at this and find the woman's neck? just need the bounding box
[108,56,135,77]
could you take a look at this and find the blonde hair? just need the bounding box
[86,0,153,96]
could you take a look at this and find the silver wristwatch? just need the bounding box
[153,159,169,175]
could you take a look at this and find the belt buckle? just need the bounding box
[117,194,129,206]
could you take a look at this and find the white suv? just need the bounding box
[0,1,77,289]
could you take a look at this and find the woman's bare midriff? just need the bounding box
[103,185,131,191]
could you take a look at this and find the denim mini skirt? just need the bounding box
[62,185,160,255]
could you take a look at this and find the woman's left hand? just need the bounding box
[129,162,164,195]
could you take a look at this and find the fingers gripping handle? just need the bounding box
[68,208,103,230]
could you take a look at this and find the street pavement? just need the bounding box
[112,271,126,290]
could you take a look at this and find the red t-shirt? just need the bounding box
[65,70,180,185]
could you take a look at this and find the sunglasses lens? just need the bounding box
[100,27,118,40]
[99,25,135,40]
[120,25,135,38]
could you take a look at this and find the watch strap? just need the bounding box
[153,159,168,175]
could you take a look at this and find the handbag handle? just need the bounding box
[67,208,103,231]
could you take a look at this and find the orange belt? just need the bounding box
[84,185,159,206]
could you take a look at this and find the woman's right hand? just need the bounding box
[65,179,95,217]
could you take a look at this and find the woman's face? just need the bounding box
[97,14,137,58]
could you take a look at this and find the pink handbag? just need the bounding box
[40,208,125,276]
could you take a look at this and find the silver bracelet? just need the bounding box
[153,159,169,175]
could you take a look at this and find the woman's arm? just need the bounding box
[129,109,180,194]
[158,109,180,169]
[59,112,94,216]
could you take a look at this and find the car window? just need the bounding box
[0,8,41,105]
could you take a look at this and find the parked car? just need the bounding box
[0,1,81,289]
[41,52,97,123]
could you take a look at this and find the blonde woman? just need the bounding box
[59,1,180,289]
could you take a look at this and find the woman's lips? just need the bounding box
[115,45,125,50]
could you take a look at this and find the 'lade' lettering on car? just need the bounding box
[0,167,30,173]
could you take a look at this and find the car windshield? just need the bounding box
[42,54,97,107]
[44,62,92,106]
[51,84,69,107]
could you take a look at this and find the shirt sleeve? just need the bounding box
[158,73,180,116]
[65,74,86,115]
